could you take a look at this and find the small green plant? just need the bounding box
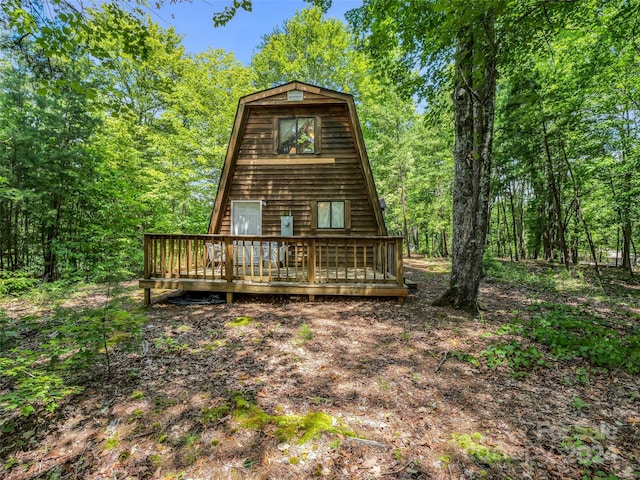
[311,396,332,406]
[0,311,21,352]
[296,323,313,343]
[574,367,590,384]
[201,405,231,424]
[204,339,225,351]
[104,436,119,450]
[450,432,509,465]
[376,377,390,392]
[571,397,589,411]
[451,350,480,367]
[131,390,145,400]
[481,342,549,377]
[399,331,410,341]
[128,409,144,423]
[583,472,619,480]
[154,335,188,353]
[393,448,403,461]
[560,425,607,468]
[182,433,200,447]
[4,457,18,470]
[176,432,201,465]
[411,373,420,385]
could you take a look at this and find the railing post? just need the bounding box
[224,236,234,303]
[396,237,404,287]
[308,238,316,301]
[160,236,166,277]
[143,234,150,279]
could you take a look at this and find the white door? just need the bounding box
[232,201,262,266]
[232,200,261,235]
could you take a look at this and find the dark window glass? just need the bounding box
[278,117,315,154]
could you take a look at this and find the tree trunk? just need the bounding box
[441,230,449,257]
[518,182,527,259]
[616,227,620,268]
[433,17,497,314]
[43,194,63,281]
[495,199,502,257]
[621,168,633,276]
[541,118,570,270]
[622,218,632,274]
[560,141,601,279]
[508,185,519,261]
[501,199,513,261]
[401,183,410,258]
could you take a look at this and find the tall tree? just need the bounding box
[347,0,594,312]
[251,6,368,95]
[0,33,102,279]
[489,1,639,275]
[348,1,501,313]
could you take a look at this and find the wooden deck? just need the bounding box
[140,234,408,303]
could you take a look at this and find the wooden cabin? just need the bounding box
[140,82,408,304]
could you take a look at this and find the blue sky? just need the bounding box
[150,0,361,64]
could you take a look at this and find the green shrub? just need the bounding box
[527,303,640,372]
[483,302,640,375]
[0,271,38,296]
[0,298,146,417]
[481,342,549,377]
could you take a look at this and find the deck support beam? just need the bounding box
[144,288,151,306]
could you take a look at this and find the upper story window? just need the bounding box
[277,117,315,154]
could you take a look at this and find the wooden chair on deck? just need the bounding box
[205,243,224,270]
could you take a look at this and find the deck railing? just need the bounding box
[143,234,403,286]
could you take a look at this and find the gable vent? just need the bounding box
[287,90,304,101]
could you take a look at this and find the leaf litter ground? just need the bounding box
[1,258,639,479]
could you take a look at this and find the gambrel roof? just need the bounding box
[209,81,386,235]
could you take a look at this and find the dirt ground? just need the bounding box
[1,257,639,479]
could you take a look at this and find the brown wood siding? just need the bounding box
[216,104,379,236]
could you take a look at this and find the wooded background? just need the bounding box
[1,2,638,286]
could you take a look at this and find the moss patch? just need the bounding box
[225,392,355,444]
[450,432,510,465]
[226,316,253,327]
